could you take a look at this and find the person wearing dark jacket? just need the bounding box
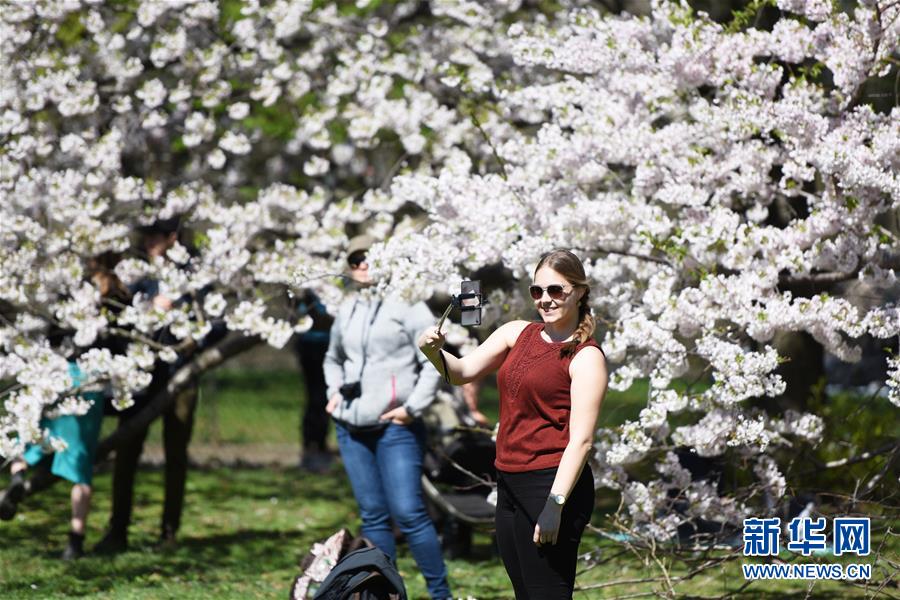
[294,289,335,472]
[95,220,210,552]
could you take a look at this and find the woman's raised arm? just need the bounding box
[418,320,529,384]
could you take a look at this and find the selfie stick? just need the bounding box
[436,303,453,334]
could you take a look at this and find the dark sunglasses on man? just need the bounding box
[348,252,367,269]
[529,284,576,300]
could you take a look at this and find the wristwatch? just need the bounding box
[549,493,566,507]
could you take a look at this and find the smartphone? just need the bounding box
[459,280,482,326]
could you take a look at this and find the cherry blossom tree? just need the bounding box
[2,0,899,571]
[368,0,900,545]
[1,0,540,457]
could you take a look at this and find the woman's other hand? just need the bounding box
[533,498,563,546]
[326,393,341,415]
[417,327,445,355]
[152,294,173,311]
[462,381,490,426]
[379,406,413,425]
[469,409,491,427]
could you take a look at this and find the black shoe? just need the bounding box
[0,472,26,521]
[93,528,128,554]
[300,449,334,474]
[62,532,85,561]
[156,525,177,550]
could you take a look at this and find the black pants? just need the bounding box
[495,465,594,600]
[296,340,329,451]
[109,383,198,538]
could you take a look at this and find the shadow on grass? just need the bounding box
[681,593,852,599]
[183,466,352,504]
[0,465,361,598]
[1,527,338,597]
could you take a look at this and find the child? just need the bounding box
[0,361,105,559]
[1,256,128,559]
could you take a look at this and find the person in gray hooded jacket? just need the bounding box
[323,234,452,600]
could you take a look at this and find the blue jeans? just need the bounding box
[336,421,451,599]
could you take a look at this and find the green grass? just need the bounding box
[135,370,305,447]
[132,369,657,448]
[1,466,894,599]
[4,369,896,598]
[0,467,357,599]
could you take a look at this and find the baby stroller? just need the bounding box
[420,387,496,558]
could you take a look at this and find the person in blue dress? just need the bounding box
[0,258,130,559]
[0,362,105,559]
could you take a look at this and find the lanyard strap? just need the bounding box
[438,350,451,385]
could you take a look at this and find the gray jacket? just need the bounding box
[324,295,440,427]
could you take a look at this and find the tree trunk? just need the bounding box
[770,331,824,412]
[95,334,262,462]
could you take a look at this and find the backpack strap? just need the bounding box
[312,547,407,600]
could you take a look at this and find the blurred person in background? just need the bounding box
[292,288,334,472]
[324,234,453,600]
[0,255,131,559]
[95,219,203,553]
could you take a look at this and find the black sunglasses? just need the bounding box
[348,252,367,268]
[529,284,574,300]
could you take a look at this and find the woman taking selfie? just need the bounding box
[324,234,452,600]
[419,249,608,600]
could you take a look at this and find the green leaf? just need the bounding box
[56,12,86,47]
[242,101,297,141]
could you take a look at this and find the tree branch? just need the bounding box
[107,326,193,354]
[779,271,862,286]
[594,246,674,267]
[95,334,261,461]
[825,441,900,469]
[575,554,735,592]
[863,442,900,496]
[777,253,900,287]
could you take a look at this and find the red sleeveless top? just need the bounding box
[495,322,601,473]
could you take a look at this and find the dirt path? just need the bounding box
[138,443,321,469]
